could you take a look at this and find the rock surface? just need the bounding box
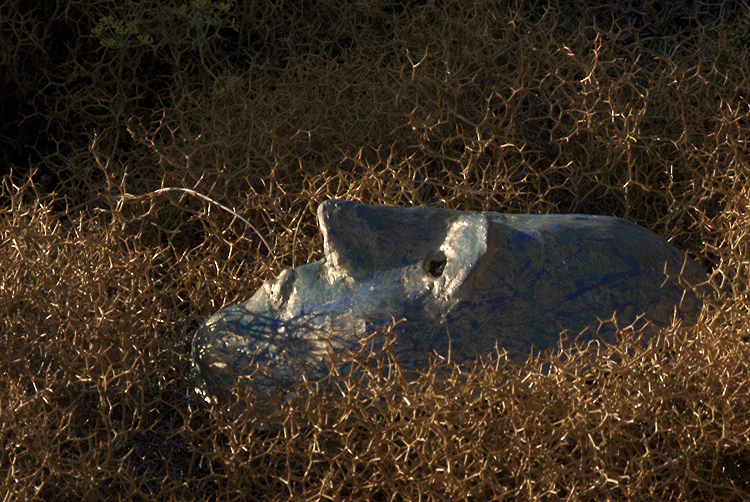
[191,200,707,398]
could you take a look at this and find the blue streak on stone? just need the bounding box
[191,200,707,400]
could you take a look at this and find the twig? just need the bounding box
[120,187,272,255]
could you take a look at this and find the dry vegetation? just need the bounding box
[1,0,750,500]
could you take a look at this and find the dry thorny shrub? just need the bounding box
[2,0,750,500]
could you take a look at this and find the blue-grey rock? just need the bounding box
[191,200,706,399]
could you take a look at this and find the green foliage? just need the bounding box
[91,15,154,49]
[179,0,237,29]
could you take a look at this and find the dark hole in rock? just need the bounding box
[424,250,447,277]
